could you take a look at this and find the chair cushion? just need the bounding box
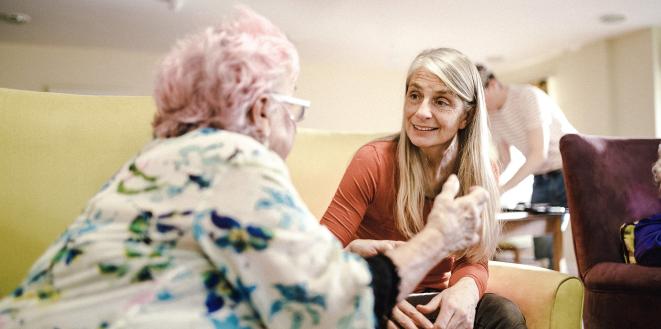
[620,221,637,264]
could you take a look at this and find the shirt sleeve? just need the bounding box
[364,254,400,328]
[194,152,377,329]
[320,144,381,246]
[448,257,489,297]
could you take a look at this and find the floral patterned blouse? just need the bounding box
[0,128,375,329]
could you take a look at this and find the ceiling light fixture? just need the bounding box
[158,0,185,11]
[0,12,31,24]
[599,13,626,24]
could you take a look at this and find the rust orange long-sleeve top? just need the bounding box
[320,140,488,296]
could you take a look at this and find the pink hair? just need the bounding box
[152,6,299,138]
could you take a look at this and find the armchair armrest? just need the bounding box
[487,261,584,329]
[584,262,661,292]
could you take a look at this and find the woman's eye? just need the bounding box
[408,92,420,101]
[434,98,450,107]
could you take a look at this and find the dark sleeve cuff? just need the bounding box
[365,254,400,328]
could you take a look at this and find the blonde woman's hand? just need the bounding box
[426,175,488,254]
[387,277,480,329]
[345,239,405,257]
[387,299,434,329]
[417,277,480,329]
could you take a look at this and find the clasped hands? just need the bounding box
[345,175,487,329]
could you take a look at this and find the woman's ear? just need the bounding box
[459,115,468,130]
[458,108,471,130]
[248,95,271,143]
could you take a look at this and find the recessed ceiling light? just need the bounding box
[599,13,626,24]
[0,12,31,24]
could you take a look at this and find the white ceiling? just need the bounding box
[1,0,661,72]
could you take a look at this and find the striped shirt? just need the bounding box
[488,84,577,175]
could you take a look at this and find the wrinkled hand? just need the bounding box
[653,143,661,193]
[426,175,488,254]
[345,239,404,257]
[387,299,434,329]
[416,278,480,329]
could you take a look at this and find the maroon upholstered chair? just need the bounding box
[560,134,661,329]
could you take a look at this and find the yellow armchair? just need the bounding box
[0,88,583,328]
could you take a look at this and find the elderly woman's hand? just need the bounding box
[426,175,488,254]
[653,143,661,194]
[383,174,488,305]
[345,239,405,257]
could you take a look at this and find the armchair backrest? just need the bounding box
[559,134,661,278]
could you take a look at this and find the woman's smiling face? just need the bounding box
[404,68,468,157]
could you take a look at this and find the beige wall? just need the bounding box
[2,27,659,136]
[655,27,661,137]
[296,58,403,132]
[499,41,613,136]
[0,42,404,133]
[499,28,660,138]
[554,41,612,136]
[610,29,657,137]
[0,42,160,95]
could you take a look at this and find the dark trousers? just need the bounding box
[475,293,527,329]
[531,169,566,268]
[405,293,527,329]
[531,169,567,207]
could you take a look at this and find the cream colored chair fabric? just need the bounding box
[286,130,387,219]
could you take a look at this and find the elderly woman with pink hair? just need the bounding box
[0,7,489,329]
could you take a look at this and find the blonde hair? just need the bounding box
[394,48,500,262]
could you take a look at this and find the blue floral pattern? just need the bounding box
[209,211,274,253]
[270,283,326,329]
[0,129,375,329]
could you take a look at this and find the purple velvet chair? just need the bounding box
[560,134,661,329]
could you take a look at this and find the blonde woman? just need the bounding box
[322,48,526,329]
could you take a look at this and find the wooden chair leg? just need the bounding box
[498,242,521,264]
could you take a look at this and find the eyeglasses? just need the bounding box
[269,93,311,123]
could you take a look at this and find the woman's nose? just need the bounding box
[415,101,433,119]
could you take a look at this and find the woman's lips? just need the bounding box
[412,124,438,131]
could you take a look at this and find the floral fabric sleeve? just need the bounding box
[193,144,376,329]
